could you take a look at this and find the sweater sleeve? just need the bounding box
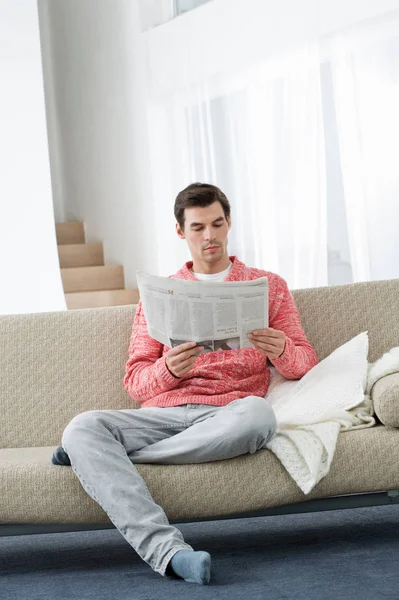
[123,301,181,404]
[268,277,318,379]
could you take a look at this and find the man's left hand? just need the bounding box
[248,328,286,360]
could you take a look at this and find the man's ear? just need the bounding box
[227,216,232,230]
[176,222,185,239]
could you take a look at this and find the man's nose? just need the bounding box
[203,227,213,240]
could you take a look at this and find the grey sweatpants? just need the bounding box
[61,395,277,577]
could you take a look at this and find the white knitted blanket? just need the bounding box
[265,334,399,494]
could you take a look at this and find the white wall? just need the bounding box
[0,0,66,315]
[146,0,399,94]
[138,0,174,31]
[38,0,157,287]
[37,1,64,223]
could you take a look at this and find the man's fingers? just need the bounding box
[173,356,199,376]
[173,353,199,368]
[178,349,202,362]
[250,330,282,339]
[167,346,203,377]
[169,341,198,356]
[250,337,280,351]
[169,346,202,362]
[250,335,279,347]
[250,335,274,343]
[254,342,277,353]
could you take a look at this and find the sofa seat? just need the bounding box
[1,425,398,525]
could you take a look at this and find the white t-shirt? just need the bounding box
[192,261,233,282]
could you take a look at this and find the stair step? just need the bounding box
[56,222,85,245]
[58,243,104,268]
[65,289,140,309]
[61,265,125,293]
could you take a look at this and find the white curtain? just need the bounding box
[147,45,328,289]
[328,11,399,282]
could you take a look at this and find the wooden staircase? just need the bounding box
[56,221,140,309]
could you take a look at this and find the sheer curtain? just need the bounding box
[147,45,328,289]
[328,10,399,282]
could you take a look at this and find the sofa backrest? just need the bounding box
[0,306,137,449]
[1,278,398,448]
[292,278,399,364]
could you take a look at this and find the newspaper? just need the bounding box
[136,271,268,353]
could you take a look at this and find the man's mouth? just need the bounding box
[204,245,220,251]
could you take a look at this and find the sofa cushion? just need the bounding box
[1,425,399,525]
[372,373,399,427]
[267,331,369,426]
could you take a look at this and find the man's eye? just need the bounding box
[214,224,222,228]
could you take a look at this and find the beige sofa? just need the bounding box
[1,278,399,537]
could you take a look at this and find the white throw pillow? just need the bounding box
[266,331,369,427]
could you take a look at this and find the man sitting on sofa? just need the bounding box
[53,182,318,585]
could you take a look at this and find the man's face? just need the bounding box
[176,201,231,268]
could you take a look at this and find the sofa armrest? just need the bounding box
[372,373,399,427]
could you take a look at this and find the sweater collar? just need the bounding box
[178,256,246,282]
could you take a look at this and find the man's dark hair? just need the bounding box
[174,182,231,230]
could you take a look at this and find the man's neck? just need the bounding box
[191,255,231,275]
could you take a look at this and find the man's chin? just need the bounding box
[202,250,223,262]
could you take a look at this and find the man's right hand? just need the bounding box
[165,341,204,378]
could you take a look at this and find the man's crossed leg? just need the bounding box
[54,396,277,584]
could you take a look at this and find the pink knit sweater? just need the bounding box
[124,256,318,408]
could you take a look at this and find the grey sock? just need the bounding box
[52,445,71,466]
[170,550,211,585]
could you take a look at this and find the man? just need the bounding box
[53,183,318,585]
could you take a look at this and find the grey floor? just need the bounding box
[1,505,399,600]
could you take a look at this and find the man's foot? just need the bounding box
[169,550,211,585]
[52,446,71,466]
